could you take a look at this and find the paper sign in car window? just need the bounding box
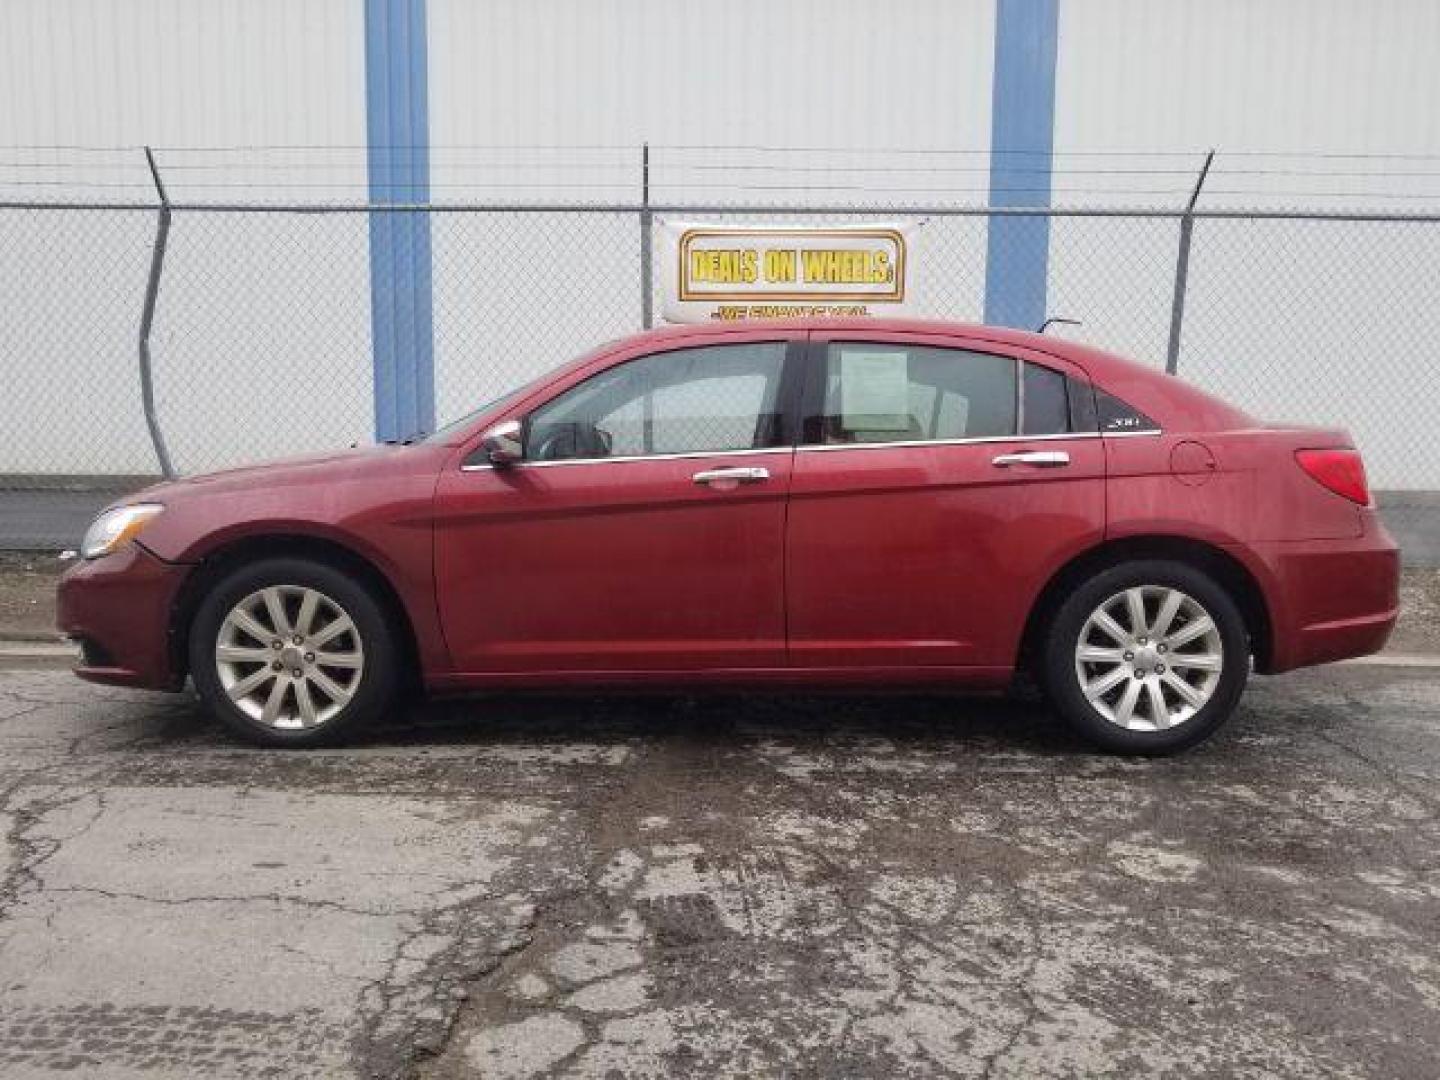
[840,349,912,432]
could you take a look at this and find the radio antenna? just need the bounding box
[1038,317,1081,334]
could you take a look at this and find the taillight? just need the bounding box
[1295,448,1370,505]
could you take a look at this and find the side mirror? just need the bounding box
[480,419,524,466]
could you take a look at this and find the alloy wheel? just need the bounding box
[214,585,365,730]
[1073,586,1224,732]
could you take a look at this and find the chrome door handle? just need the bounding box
[991,450,1071,468]
[692,466,770,485]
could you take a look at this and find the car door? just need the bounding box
[786,329,1106,670]
[433,331,803,674]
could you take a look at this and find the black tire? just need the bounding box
[1040,559,1249,755]
[188,556,400,747]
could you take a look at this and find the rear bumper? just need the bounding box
[55,543,190,690]
[1241,515,1400,674]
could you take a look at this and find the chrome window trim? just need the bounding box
[1015,356,1026,433]
[794,428,1162,454]
[458,428,1165,470]
[799,431,1097,454]
[460,445,787,472]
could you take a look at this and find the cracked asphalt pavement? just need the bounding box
[1,665,1439,1078]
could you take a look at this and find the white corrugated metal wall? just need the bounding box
[0,0,370,475]
[426,0,995,424]
[0,0,364,150]
[0,0,1437,485]
[1052,0,1440,490]
[1056,0,1440,162]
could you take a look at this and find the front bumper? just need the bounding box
[56,543,191,690]
[1245,515,1400,674]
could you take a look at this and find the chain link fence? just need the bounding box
[3,158,1439,551]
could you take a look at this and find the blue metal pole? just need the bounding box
[984,0,1060,330]
[364,0,434,440]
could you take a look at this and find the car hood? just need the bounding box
[122,444,442,505]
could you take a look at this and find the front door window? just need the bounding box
[526,342,788,461]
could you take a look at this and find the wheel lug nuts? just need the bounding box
[1123,651,1134,662]
[271,640,282,650]
[292,635,303,645]
[271,661,282,671]
[304,652,315,663]
[1133,670,1145,679]
[1138,637,1148,645]
[1156,663,1166,673]
[291,668,303,678]
[1157,644,1167,653]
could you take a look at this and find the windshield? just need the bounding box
[421,341,619,445]
[421,381,541,444]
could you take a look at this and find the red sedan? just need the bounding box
[57,319,1398,754]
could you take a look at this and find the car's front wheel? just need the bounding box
[1041,559,1249,755]
[188,557,399,747]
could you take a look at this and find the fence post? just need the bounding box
[639,142,654,329]
[1164,149,1215,376]
[138,146,177,478]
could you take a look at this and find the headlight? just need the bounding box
[80,503,165,559]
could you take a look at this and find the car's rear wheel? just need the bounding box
[189,557,399,747]
[1040,559,1249,755]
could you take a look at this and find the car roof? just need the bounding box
[621,316,1138,381]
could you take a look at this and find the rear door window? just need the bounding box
[809,343,1017,445]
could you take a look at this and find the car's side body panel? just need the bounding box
[432,447,794,672]
[1103,426,1364,546]
[94,444,456,679]
[786,439,1107,669]
[1103,433,1258,550]
[433,326,803,674]
[423,664,1016,693]
[785,328,1107,669]
[1101,419,1396,672]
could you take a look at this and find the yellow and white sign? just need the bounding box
[659,221,920,323]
